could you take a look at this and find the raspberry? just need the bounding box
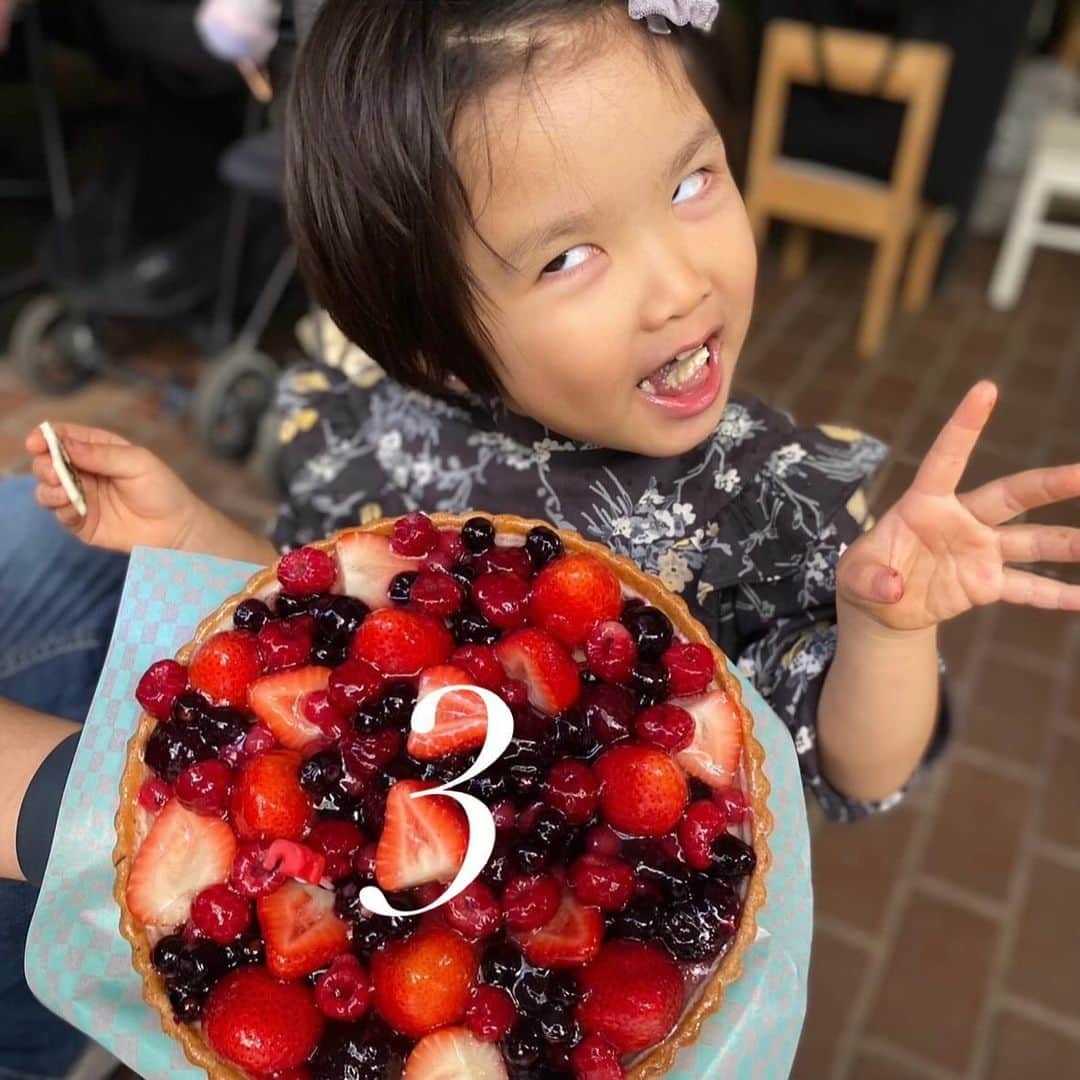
[580,683,637,744]
[409,571,464,619]
[449,645,504,691]
[661,642,714,697]
[715,786,750,825]
[327,658,385,713]
[257,616,315,673]
[175,759,233,816]
[137,776,172,812]
[634,703,695,752]
[472,546,534,579]
[583,824,622,858]
[191,883,251,943]
[188,630,262,708]
[135,659,189,720]
[472,572,531,630]
[301,690,350,743]
[503,874,561,932]
[444,881,502,940]
[314,954,372,1021]
[465,985,517,1042]
[229,840,287,899]
[679,800,728,870]
[239,723,277,760]
[585,621,638,684]
[568,854,635,911]
[307,820,366,880]
[277,546,337,596]
[516,801,546,836]
[491,799,518,835]
[570,1034,625,1080]
[390,512,439,557]
[498,679,528,707]
[352,842,378,879]
[544,760,599,825]
[340,729,401,781]
[437,528,467,563]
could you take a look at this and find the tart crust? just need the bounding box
[114,513,773,1079]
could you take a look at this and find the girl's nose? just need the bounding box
[638,234,712,331]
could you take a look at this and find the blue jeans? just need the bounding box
[0,476,128,1079]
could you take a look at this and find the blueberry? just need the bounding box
[309,1018,408,1080]
[531,809,569,850]
[515,967,552,1013]
[151,934,186,978]
[621,605,673,659]
[539,1007,580,1045]
[548,972,579,1008]
[464,768,511,804]
[144,722,213,784]
[196,705,250,751]
[449,564,475,592]
[176,941,228,994]
[461,516,496,555]
[299,748,344,796]
[551,711,598,758]
[274,592,310,619]
[515,841,549,875]
[481,942,524,990]
[334,875,370,921]
[504,1020,545,1068]
[525,526,562,569]
[658,879,738,962]
[631,661,670,707]
[232,598,271,633]
[388,571,418,605]
[315,595,369,639]
[579,668,601,686]
[635,859,694,901]
[353,914,412,955]
[231,931,265,968]
[168,986,203,1023]
[170,690,209,726]
[710,833,756,880]
[311,638,349,667]
[380,681,418,728]
[353,704,387,734]
[503,742,546,800]
[449,608,501,646]
[480,844,513,890]
[610,898,658,941]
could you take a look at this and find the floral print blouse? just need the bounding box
[271,346,947,823]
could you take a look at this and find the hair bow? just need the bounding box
[628,0,720,34]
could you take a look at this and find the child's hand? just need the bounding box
[837,382,1080,631]
[25,423,203,555]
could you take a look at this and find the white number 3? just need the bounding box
[358,685,516,918]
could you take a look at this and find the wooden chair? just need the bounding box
[744,19,954,357]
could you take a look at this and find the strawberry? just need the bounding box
[337,531,421,609]
[529,554,622,648]
[257,880,350,980]
[512,887,604,969]
[675,690,743,789]
[575,940,684,1054]
[125,800,236,927]
[230,749,313,841]
[371,926,478,1038]
[249,666,332,752]
[407,665,490,761]
[375,780,468,891]
[204,967,323,1073]
[494,628,580,715]
[403,1025,508,1079]
[351,608,453,677]
[594,744,688,837]
[188,630,262,708]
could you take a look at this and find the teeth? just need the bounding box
[675,343,706,362]
[637,343,710,393]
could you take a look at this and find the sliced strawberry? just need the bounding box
[257,879,350,980]
[351,608,453,678]
[675,689,743,789]
[576,940,684,1054]
[248,666,332,752]
[372,926,478,1039]
[125,800,236,927]
[407,665,490,761]
[204,968,323,1074]
[230,749,313,841]
[512,887,604,969]
[403,1025,508,1079]
[494,627,580,715]
[336,531,421,609]
[188,629,262,708]
[376,780,468,892]
[529,553,623,648]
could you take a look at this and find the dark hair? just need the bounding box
[285,0,717,398]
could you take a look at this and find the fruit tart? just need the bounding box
[114,513,772,1080]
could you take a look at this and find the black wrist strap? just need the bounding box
[17,731,80,887]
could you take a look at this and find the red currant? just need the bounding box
[583,824,622,858]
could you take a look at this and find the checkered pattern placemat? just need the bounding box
[25,546,810,1079]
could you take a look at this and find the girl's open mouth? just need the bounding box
[636,331,724,418]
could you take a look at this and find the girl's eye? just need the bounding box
[673,169,709,205]
[541,244,595,277]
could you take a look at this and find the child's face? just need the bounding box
[458,23,756,456]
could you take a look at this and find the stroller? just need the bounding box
[5,0,297,461]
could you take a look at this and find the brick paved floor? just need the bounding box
[2,231,1079,1079]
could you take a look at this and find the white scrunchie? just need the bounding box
[628,0,720,34]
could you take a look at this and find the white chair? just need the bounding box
[989,109,1080,310]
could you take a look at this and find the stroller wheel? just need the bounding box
[9,294,100,395]
[193,347,279,459]
[248,407,285,498]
